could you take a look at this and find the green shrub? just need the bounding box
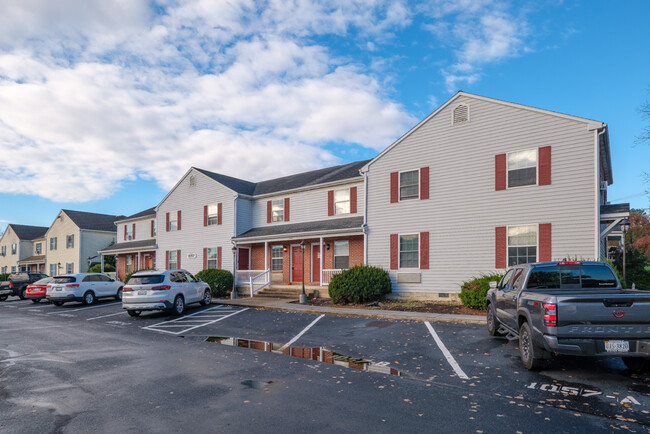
[196,269,234,297]
[328,265,391,304]
[459,273,503,310]
[614,247,650,290]
[124,268,155,284]
[0,273,9,282]
[87,263,115,273]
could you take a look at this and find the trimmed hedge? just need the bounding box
[195,269,234,297]
[328,265,391,304]
[0,273,9,282]
[87,263,115,273]
[459,273,503,310]
[124,268,155,284]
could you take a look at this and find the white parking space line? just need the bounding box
[47,301,122,315]
[424,321,469,380]
[280,314,325,351]
[142,305,249,335]
[87,311,127,321]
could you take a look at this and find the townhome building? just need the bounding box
[45,210,121,276]
[362,91,627,300]
[98,207,157,281]
[0,224,48,274]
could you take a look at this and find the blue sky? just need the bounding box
[1,0,649,234]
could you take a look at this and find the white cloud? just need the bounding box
[0,0,416,202]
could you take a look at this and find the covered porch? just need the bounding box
[99,239,157,281]
[232,217,365,297]
[17,255,45,273]
[599,203,630,260]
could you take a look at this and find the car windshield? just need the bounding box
[8,273,29,281]
[53,276,76,284]
[34,277,53,285]
[129,275,165,285]
[527,265,618,290]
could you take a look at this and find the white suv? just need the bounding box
[47,274,124,306]
[122,269,211,317]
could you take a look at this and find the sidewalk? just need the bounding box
[216,296,486,325]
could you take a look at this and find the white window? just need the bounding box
[334,241,349,270]
[168,251,178,269]
[35,243,42,255]
[189,175,196,187]
[126,225,133,240]
[508,149,537,188]
[50,237,57,250]
[399,234,419,268]
[400,170,419,200]
[508,225,537,266]
[1,246,5,256]
[11,266,16,273]
[334,189,350,215]
[66,234,74,248]
[49,264,57,276]
[207,204,218,225]
[11,243,17,254]
[152,220,157,236]
[66,263,74,274]
[207,248,218,269]
[272,200,284,222]
[271,246,283,271]
[169,213,178,231]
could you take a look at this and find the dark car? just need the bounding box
[0,272,49,301]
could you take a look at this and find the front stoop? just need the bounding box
[237,284,329,299]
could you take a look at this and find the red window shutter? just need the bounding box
[203,248,207,270]
[539,223,552,262]
[177,211,181,231]
[267,201,272,223]
[539,146,551,186]
[420,232,429,269]
[132,224,136,240]
[203,205,208,226]
[165,250,169,270]
[284,198,290,222]
[166,212,170,232]
[495,226,507,268]
[420,167,429,200]
[350,187,357,213]
[495,154,506,191]
[124,225,127,240]
[217,203,222,225]
[151,220,154,237]
[177,249,181,269]
[328,190,334,216]
[217,246,222,269]
[390,172,399,203]
[390,234,398,270]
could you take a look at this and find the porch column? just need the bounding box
[264,241,268,271]
[100,254,105,273]
[319,237,323,285]
[138,252,142,270]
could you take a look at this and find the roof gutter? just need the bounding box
[236,176,365,200]
[232,227,364,243]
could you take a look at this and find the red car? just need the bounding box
[25,277,54,303]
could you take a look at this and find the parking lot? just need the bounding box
[2,297,649,432]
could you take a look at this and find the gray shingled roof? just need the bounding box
[62,210,124,232]
[9,224,48,241]
[99,239,156,253]
[117,207,156,222]
[601,203,630,215]
[195,160,369,197]
[234,217,364,240]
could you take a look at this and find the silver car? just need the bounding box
[46,274,124,306]
[122,269,211,317]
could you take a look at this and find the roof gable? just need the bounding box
[116,207,156,223]
[6,224,48,241]
[60,210,123,232]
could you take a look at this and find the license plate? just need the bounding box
[55,287,62,291]
[137,290,147,295]
[605,340,629,353]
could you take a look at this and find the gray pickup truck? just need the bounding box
[486,261,650,372]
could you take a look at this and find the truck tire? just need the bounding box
[519,322,547,371]
[622,357,650,373]
[486,303,502,336]
[19,287,27,300]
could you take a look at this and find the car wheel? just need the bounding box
[486,303,502,336]
[53,301,64,306]
[519,322,547,371]
[127,310,141,317]
[19,288,27,300]
[82,291,95,305]
[200,289,212,306]
[31,298,41,304]
[171,295,184,316]
[0,295,7,301]
[115,288,123,301]
[622,357,650,373]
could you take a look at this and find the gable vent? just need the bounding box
[453,104,469,125]
[189,175,196,187]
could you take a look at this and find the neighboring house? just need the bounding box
[156,161,368,289]
[0,224,48,274]
[98,207,157,281]
[45,210,121,276]
[362,91,627,300]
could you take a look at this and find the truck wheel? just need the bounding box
[486,303,502,336]
[19,287,27,300]
[622,357,650,373]
[519,322,546,371]
[0,295,8,302]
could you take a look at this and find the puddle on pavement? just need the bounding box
[206,336,411,378]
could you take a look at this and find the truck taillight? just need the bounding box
[151,285,171,291]
[557,261,582,265]
[543,303,557,327]
[8,282,12,289]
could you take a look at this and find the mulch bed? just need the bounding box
[307,298,486,316]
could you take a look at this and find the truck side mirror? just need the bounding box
[489,281,497,289]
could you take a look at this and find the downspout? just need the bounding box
[361,166,369,264]
[595,126,607,260]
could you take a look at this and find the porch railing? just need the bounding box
[249,270,271,297]
[322,269,343,285]
[236,270,267,284]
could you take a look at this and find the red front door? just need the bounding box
[238,248,250,270]
[312,245,320,283]
[292,246,303,282]
[144,254,153,269]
